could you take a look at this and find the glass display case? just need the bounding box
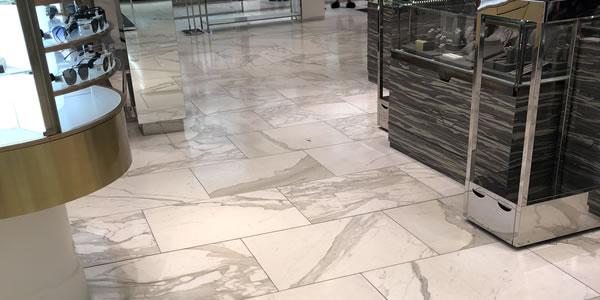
[0,0,131,220]
[466,0,600,246]
[395,0,477,69]
[0,0,122,149]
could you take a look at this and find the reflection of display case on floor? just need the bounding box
[0,1,131,299]
[466,0,600,246]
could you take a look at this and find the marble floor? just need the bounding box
[67,6,600,300]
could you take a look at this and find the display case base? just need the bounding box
[0,205,89,300]
[466,186,600,247]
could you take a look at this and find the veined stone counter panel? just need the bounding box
[387,53,567,203]
[367,2,378,84]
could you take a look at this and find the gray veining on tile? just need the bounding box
[127,123,171,150]
[279,166,440,223]
[398,162,465,197]
[532,230,600,293]
[192,95,294,116]
[67,169,209,218]
[228,122,352,158]
[326,113,387,140]
[192,151,333,197]
[144,189,309,252]
[243,212,435,290]
[86,240,277,299]
[363,243,599,300]
[254,102,365,128]
[127,137,245,177]
[71,211,160,268]
[306,137,413,176]
[247,275,386,300]
[341,92,378,114]
[166,111,273,143]
[385,194,496,254]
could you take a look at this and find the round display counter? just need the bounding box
[0,86,132,300]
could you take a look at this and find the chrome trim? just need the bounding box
[517,21,546,208]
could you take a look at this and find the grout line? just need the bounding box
[142,209,163,254]
[530,249,600,295]
[381,210,440,257]
[241,239,281,292]
[360,273,389,300]
[188,167,213,198]
[276,187,313,224]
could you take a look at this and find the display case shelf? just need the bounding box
[52,58,119,96]
[43,22,112,53]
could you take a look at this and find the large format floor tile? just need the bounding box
[531,230,600,292]
[243,212,435,290]
[363,243,599,300]
[192,151,333,197]
[192,94,293,115]
[228,122,352,158]
[384,194,497,254]
[67,169,209,218]
[71,211,159,268]
[126,137,246,177]
[166,111,273,143]
[86,240,277,300]
[397,162,464,197]
[247,275,385,300]
[279,166,440,223]
[254,102,365,128]
[326,114,387,141]
[144,189,310,252]
[306,138,413,176]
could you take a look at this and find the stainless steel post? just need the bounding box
[517,21,547,208]
[376,0,383,102]
[465,13,486,214]
[186,0,193,31]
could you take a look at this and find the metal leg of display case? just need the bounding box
[127,0,137,31]
[204,0,211,32]
[0,205,90,300]
[376,0,383,103]
[181,0,205,35]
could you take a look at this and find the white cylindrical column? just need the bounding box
[0,204,89,300]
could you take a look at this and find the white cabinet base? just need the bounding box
[0,205,89,300]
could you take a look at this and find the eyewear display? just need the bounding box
[50,52,114,86]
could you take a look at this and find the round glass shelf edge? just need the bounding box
[0,85,122,149]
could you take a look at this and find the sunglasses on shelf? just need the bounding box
[50,52,114,86]
[50,22,79,43]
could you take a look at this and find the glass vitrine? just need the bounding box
[0,0,121,149]
[0,0,131,221]
[466,0,600,246]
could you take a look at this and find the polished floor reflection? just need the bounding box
[68,6,600,300]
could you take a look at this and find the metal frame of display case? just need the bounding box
[173,0,302,33]
[466,0,600,247]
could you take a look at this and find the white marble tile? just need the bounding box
[274,80,372,100]
[254,103,365,128]
[192,94,293,115]
[126,123,171,149]
[192,151,333,197]
[279,166,440,223]
[71,211,159,268]
[363,243,599,300]
[306,138,413,176]
[247,275,385,300]
[86,240,277,300]
[127,137,245,177]
[243,212,435,290]
[531,230,600,293]
[67,169,209,218]
[385,194,496,254]
[326,114,387,140]
[341,92,378,113]
[397,162,465,197]
[145,189,309,252]
[228,122,352,158]
[166,111,273,142]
